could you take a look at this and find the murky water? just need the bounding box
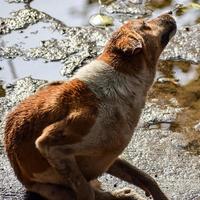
[149,60,200,155]
[149,0,200,27]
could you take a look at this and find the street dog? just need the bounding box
[4,13,176,200]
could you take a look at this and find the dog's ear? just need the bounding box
[113,28,143,55]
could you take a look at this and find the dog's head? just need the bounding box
[98,14,176,74]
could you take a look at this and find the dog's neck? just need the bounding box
[72,57,155,103]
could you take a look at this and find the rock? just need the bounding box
[0,77,46,119]
[102,0,152,18]
[194,122,200,132]
[161,24,200,64]
[0,8,48,35]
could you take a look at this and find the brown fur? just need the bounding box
[98,16,175,76]
[4,14,176,200]
[4,79,99,185]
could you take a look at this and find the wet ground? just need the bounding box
[0,0,200,200]
[0,0,200,85]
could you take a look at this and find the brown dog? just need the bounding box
[4,13,176,200]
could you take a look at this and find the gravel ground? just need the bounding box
[0,77,200,200]
[0,0,200,200]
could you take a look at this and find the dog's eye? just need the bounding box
[141,21,151,30]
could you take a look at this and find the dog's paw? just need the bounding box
[112,187,146,200]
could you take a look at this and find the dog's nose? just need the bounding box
[158,14,177,31]
[167,11,173,15]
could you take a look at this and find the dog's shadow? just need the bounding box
[24,191,46,200]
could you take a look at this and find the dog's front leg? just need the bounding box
[107,158,168,200]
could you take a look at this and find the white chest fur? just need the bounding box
[72,60,148,104]
[72,60,149,150]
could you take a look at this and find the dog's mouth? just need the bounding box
[161,24,176,47]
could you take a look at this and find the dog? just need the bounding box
[4,13,176,200]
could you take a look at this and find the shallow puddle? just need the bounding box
[0,84,5,97]
[0,57,64,83]
[0,0,24,18]
[156,60,200,85]
[31,0,99,26]
[1,22,64,49]
[149,60,200,154]
[152,61,200,118]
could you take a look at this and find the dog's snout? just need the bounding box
[163,18,177,34]
[158,14,177,29]
[149,14,177,47]
[155,14,177,47]
[167,11,173,15]
[148,14,177,34]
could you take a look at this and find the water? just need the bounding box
[31,0,99,26]
[0,57,64,83]
[156,61,200,86]
[150,61,200,144]
[1,22,64,49]
[0,0,199,85]
[0,0,24,18]
[173,63,199,86]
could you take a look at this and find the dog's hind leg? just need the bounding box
[107,158,168,200]
[27,182,75,200]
